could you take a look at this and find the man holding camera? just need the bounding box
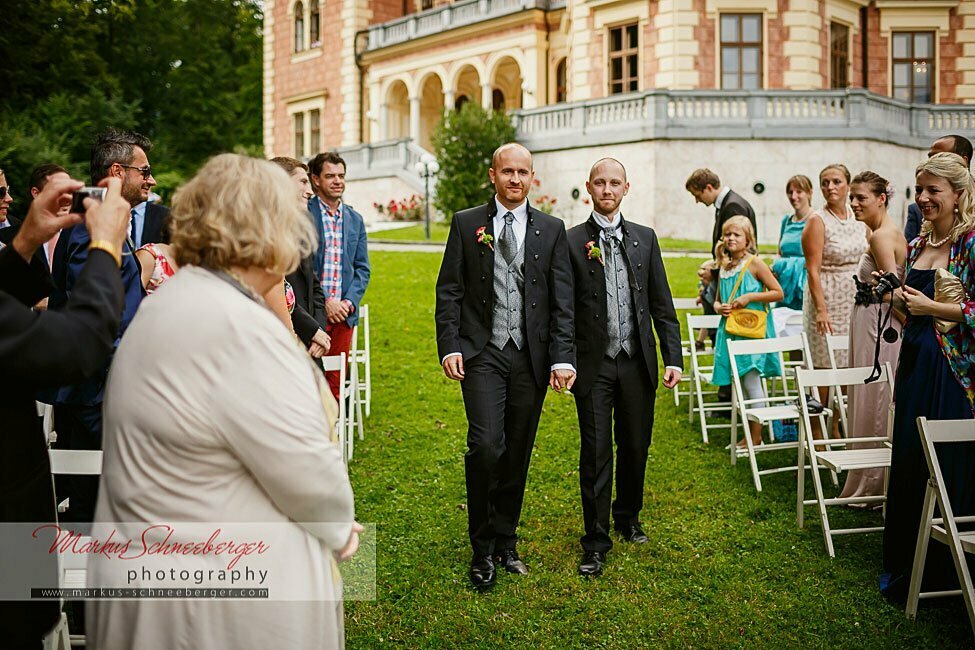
[45,128,155,522]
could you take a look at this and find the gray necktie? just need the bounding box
[603,226,619,248]
[499,212,516,264]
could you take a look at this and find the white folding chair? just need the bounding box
[48,448,103,648]
[907,417,975,631]
[673,298,704,414]
[795,365,893,557]
[354,304,371,418]
[825,334,851,437]
[348,327,365,444]
[42,612,70,650]
[37,401,56,445]
[727,334,817,492]
[322,353,350,462]
[687,314,729,443]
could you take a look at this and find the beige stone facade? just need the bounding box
[264,0,975,159]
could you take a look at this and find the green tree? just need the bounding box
[431,103,516,220]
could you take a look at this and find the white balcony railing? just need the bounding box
[336,139,434,191]
[513,89,975,151]
[365,0,562,51]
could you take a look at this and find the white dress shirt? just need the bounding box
[714,186,731,211]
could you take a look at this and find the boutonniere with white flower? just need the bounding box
[476,226,494,251]
[585,240,603,266]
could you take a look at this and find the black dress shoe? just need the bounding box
[616,523,649,544]
[493,549,528,575]
[578,551,605,577]
[469,555,496,590]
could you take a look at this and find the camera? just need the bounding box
[69,187,106,214]
[873,271,901,298]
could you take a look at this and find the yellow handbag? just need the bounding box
[933,267,966,334]
[724,255,768,339]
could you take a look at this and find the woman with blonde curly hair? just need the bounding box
[88,154,360,649]
[882,151,975,604]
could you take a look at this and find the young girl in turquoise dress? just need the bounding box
[711,216,785,446]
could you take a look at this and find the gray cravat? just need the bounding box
[603,226,618,248]
[499,212,516,265]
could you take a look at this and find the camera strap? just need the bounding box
[865,291,896,384]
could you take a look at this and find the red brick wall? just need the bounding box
[370,0,406,25]
[864,3,887,96]
[767,0,788,88]
[940,7,962,103]
[270,0,345,156]
[851,18,863,88]
[645,1,659,89]
[694,0,715,88]
[588,14,604,96]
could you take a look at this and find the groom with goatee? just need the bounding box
[567,158,682,577]
[435,142,575,590]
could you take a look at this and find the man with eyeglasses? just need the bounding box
[43,127,154,523]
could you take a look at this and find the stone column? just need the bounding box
[444,88,456,110]
[409,96,421,141]
[481,82,493,110]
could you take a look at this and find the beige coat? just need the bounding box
[87,266,354,649]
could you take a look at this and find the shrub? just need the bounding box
[430,103,516,221]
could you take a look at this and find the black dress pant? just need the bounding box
[575,351,655,553]
[460,341,546,556]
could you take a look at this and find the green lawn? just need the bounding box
[345,251,970,647]
[369,226,776,254]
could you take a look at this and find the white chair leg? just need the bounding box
[797,425,806,529]
[809,452,834,557]
[907,483,937,618]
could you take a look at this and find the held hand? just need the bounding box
[325,299,346,324]
[311,328,331,353]
[662,368,682,389]
[84,177,132,248]
[12,176,84,261]
[715,301,732,317]
[308,342,327,358]
[442,355,465,381]
[335,521,364,563]
[549,369,577,392]
[903,285,937,316]
[730,293,752,310]
[815,309,833,336]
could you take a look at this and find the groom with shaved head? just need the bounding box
[567,158,683,577]
[435,142,575,589]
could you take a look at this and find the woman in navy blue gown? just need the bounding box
[882,152,975,604]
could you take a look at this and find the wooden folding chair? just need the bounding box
[727,334,817,492]
[673,298,704,415]
[795,364,893,556]
[825,334,851,437]
[687,313,728,443]
[907,417,975,632]
[322,353,350,462]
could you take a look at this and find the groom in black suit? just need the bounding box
[435,142,575,589]
[568,158,683,576]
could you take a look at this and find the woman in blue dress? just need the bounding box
[772,175,812,337]
[712,216,784,448]
[882,152,975,604]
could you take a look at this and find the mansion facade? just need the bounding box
[262,0,975,237]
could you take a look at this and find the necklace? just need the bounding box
[824,205,850,222]
[926,230,953,248]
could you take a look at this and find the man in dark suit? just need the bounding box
[435,142,576,589]
[271,156,331,360]
[1,175,129,648]
[45,127,153,522]
[130,199,171,247]
[308,151,370,399]
[905,135,973,242]
[568,159,683,576]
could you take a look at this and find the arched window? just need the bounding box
[294,2,305,53]
[492,88,505,111]
[454,95,469,111]
[309,0,320,48]
[555,58,567,103]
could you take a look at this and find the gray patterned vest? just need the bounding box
[489,237,527,350]
[604,230,638,358]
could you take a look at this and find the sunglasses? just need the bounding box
[0,186,9,200]
[119,164,153,180]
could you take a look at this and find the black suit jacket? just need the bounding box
[712,189,757,256]
[287,253,327,347]
[567,216,683,396]
[905,202,922,243]
[435,201,575,388]
[0,246,123,643]
[142,202,171,245]
[0,222,51,271]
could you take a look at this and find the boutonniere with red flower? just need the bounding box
[585,240,604,266]
[476,226,494,251]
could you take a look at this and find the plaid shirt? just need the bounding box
[318,198,344,300]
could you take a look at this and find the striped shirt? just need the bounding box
[318,198,344,300]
